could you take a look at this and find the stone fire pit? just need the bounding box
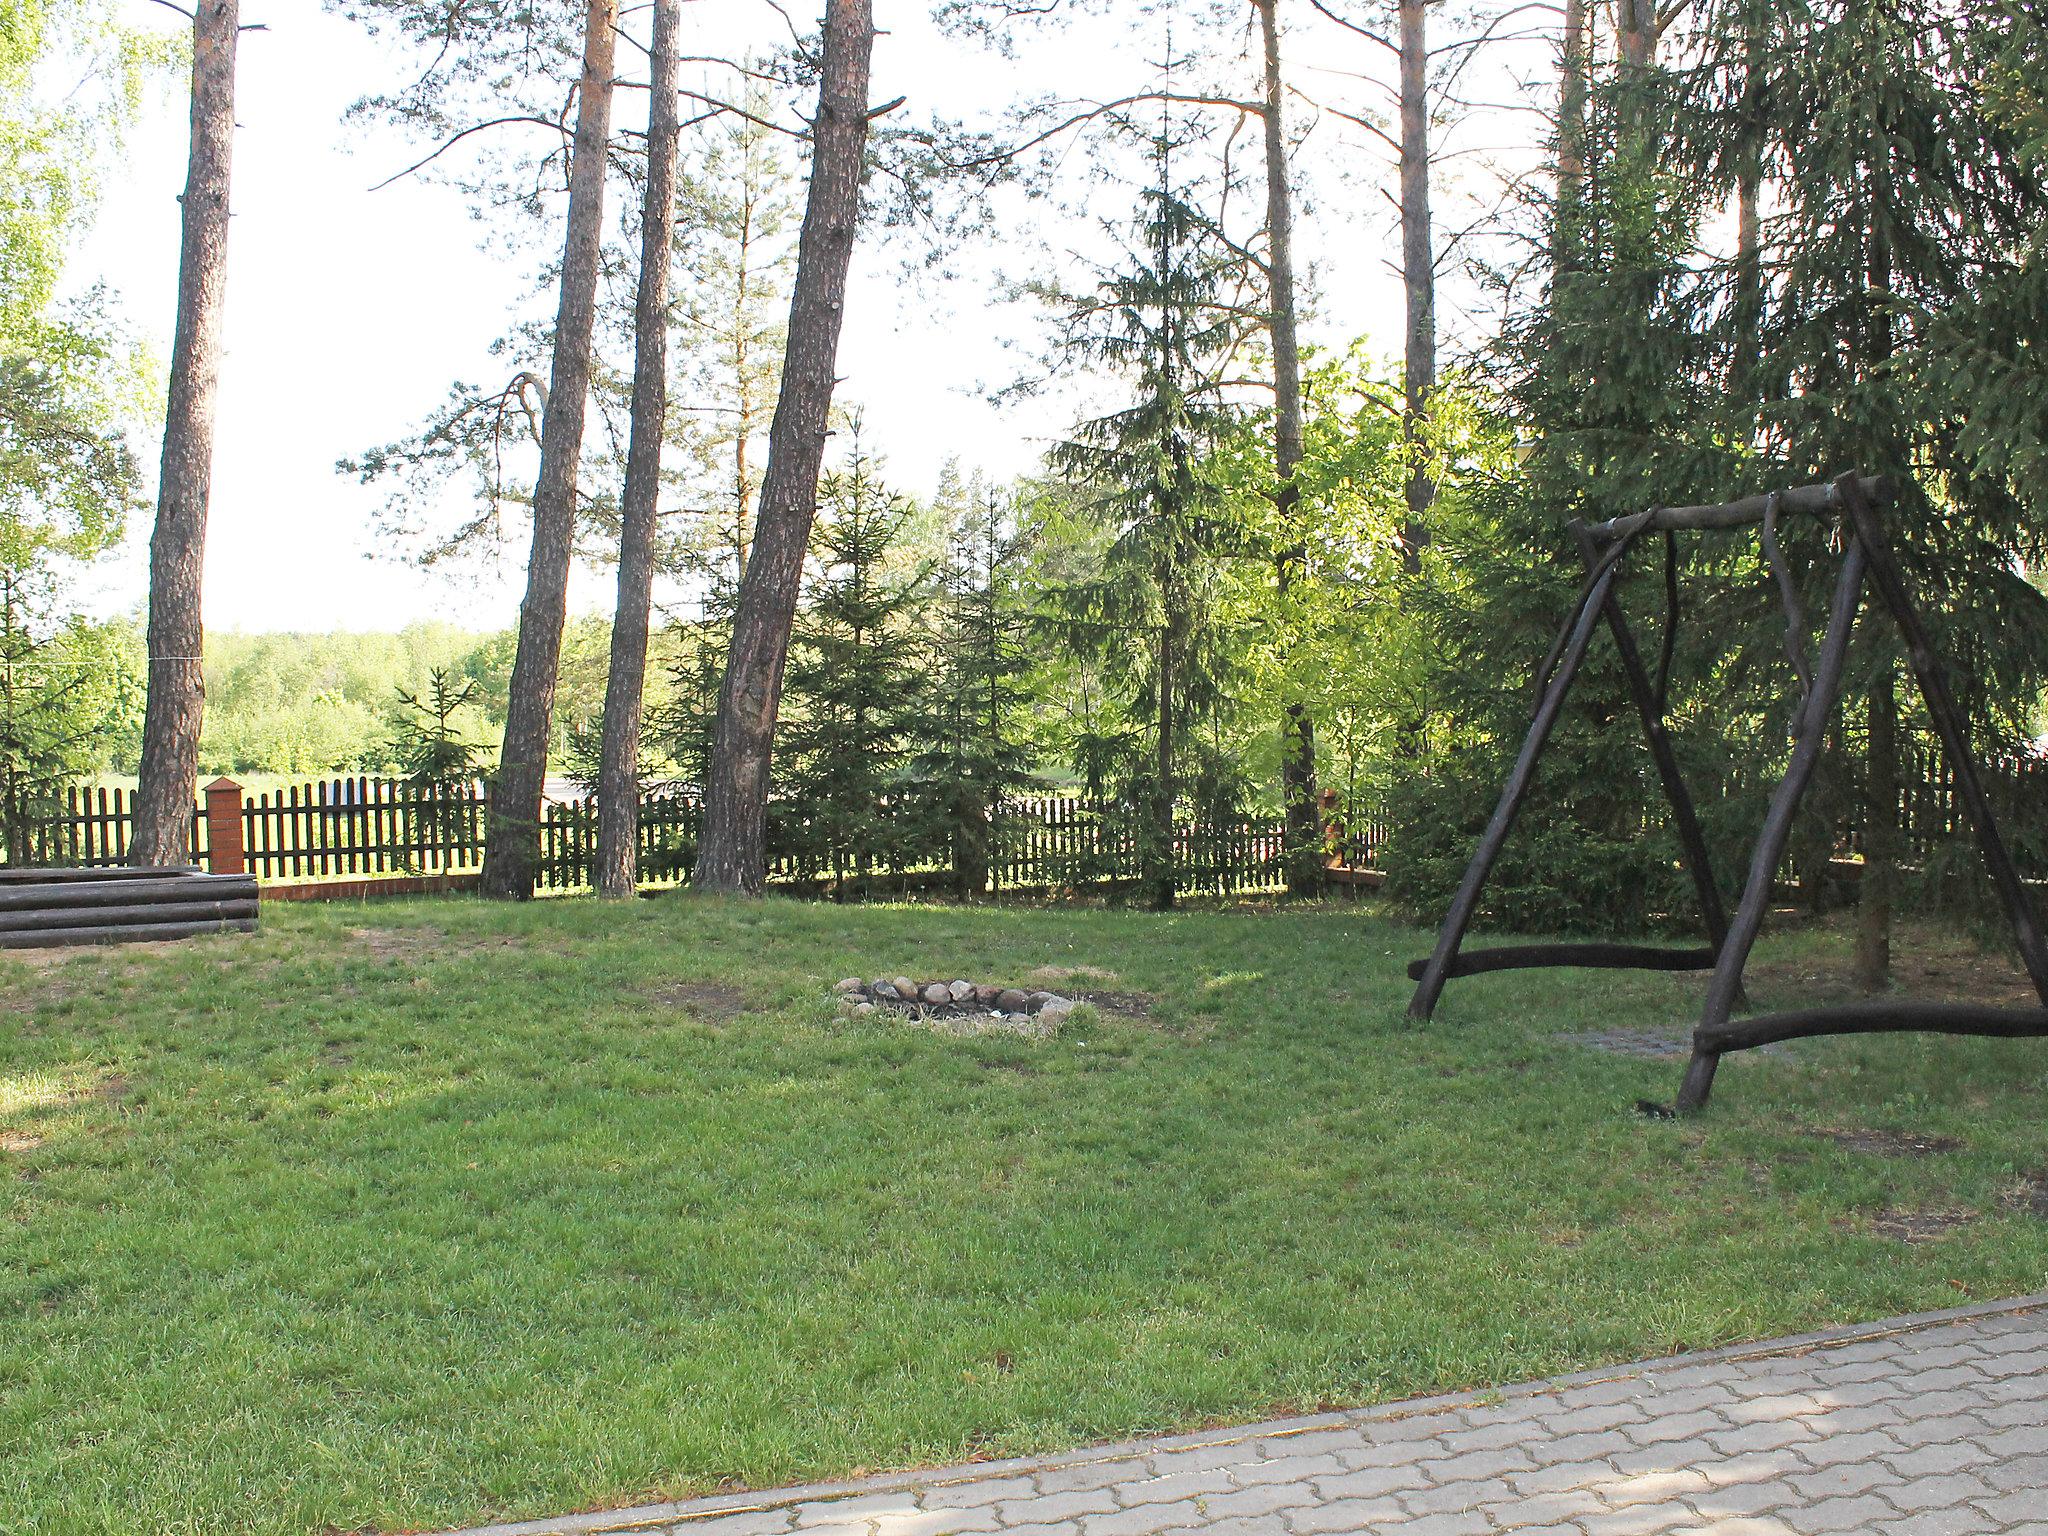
[835,975,1079,1037]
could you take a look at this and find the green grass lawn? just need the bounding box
[4,895,2045,1536]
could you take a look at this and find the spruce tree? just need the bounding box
[1044,124,1252,910]
[909,488,1041,896]
[1670,0,2048,973]
[777,437,927,891]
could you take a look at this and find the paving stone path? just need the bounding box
[456,1296,2047,1536]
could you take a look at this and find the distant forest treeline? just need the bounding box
[79,618,615,780]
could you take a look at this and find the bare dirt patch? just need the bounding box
[345,926,448,961]
[1848,1206,1977,1243]
[1811,1127,1963,1156]
[2000,1172,2048,1218]
[0,1131,44,1154]
[1747,925,2040,1010]
[1071,988,1155,1019]
[647,981,750,1021]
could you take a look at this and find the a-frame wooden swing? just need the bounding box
[1405,471,2048,1112]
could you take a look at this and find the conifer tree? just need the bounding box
[1046,126,1251,910]
[1670,0,2048,977]
[910,488,1040,896]
[777,436,926,890]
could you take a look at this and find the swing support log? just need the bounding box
[1405,471,2048,1113]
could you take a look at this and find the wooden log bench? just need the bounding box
[0,867,259,949]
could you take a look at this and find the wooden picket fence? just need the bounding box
[18,778,1380,895]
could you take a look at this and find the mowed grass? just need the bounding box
[3,895,2045,1536]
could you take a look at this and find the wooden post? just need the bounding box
[1677,536,1869,1112]
[1570,520,1731,951]
[204,776,245,876]
[1835,476,2048,1001]
[1408,547,1630,1019]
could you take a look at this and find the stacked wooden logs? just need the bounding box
[0,867,259,949]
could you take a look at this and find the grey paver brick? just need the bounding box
[890,1510,1005,1535]
[1984,1423,2048,1457]
[1281,1497,1407,1534]
[1308,1466,1418,1503]
[1782,1461,1902,1501]
[1538,1401,1651,1437]
[794,1495,917,1526]
[1979,1451,2048,1492]
[1618,1408,1734,1448]
[1976,1346,2048,1377]
[1117,1470,1237,1507]
[1378,1513,1489,1536]
[1193,1484,1317,1520]
[1594,1462,1711,1503]
[922,1478,1039,1510]
[999,1491,1122,1524]
[1159,1517,1291,1536]
[1227,1455,1348,1488]
[1575,1500,1700,1536]
[1792,1428,1904,1467]
[1143,1445,1263,1479]
[1872,1514,1993,1536]
[1412,1446,1538,1485]
[1540,1429,1643,1463]
[1254,1429,1374,1459]
[1800,1400,1907,1435]
[1434,1418,1537,1455]
[1507,1458,1621,1497]
[1471,1488,1606,1528]
[1037,1462,1145,1496]
[1974,1490,2048,1526]
[1080,1501,1209,1536]
[1394,1475,1517,1516]
[1882,1412,1995,1448]
[1690,1480,1797,1519]
[674,1511,798,1536]
[1879,1472,2001,1513]
[1776,1493,1908,1534]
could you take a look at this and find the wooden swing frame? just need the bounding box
[1404,471,2048,1112]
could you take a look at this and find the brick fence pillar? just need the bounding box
[204,777,245,875]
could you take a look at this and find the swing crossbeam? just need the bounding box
[1404,470,2048,1113]
[1403,943,1718,982]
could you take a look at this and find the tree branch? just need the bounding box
[367,115,574,192]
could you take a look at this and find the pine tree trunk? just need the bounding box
[1617,0,1656,69]
[1554,0,1588,268]
[1854,218,1898,984]
[1154,619,1176,912]
[1254,0,1321,898]
[130,0,238,869]
[1855,673,1898,991]
[1732,2,1764,402]
[691,0,875,896]
[1398,0,1435,573]
[478,0,618,900]
[594,0,684,900]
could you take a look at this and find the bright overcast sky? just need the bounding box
[71,0,1540,634]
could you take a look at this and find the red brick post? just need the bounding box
[204,777,245,875]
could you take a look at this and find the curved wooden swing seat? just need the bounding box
[1403,471,2048,1113]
